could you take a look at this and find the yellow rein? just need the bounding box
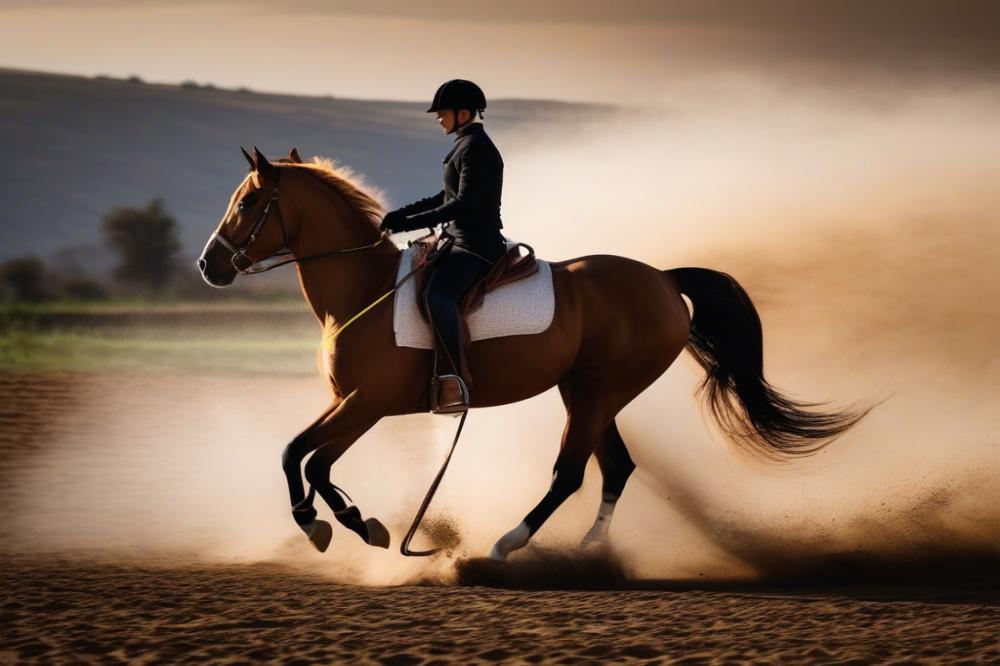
[319,231,438,353]
[321,287,397,352]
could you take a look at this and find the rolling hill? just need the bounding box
[0,68,618,274]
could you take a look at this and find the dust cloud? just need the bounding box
[496,82,1000,581]
[5,81,999,586]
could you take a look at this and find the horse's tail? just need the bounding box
[666,267,869,458]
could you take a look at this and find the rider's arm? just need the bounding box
[400,145,485,230]
[383,190,444,232]
[396,190,444,218]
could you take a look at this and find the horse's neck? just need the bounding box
[295,248,399,330]
[286,179,399,329]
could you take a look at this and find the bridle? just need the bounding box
[209,167,388,276]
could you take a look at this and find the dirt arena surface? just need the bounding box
[3,554,1000,665]
[3,372,1000,664]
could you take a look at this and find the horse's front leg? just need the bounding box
[280,389,388,552]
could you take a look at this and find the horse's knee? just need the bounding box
[303,455,331,487]
[281,441,302,473]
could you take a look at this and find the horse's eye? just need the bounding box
[238,195,258,211]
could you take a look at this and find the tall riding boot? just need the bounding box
[428,299,470,414]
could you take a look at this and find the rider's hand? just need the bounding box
[379,210,407,233]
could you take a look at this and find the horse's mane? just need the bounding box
[282,157,386,230]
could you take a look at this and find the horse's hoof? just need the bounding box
[301,519,333,553]
[488,522,531,562]
[487,545,508,562]
[364,518,390,549]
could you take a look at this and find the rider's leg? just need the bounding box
[423,247,497,409]
[280,389,383,551]
[424,280,464,379]
[581,419,635,547]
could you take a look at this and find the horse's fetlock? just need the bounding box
[292,505,318,526]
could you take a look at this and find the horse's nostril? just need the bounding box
[198,258,207,272]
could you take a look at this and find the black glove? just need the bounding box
[379,210,408,233]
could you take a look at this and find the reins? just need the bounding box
[400,407,468,557]
[236,234,390,275]
[321,233,450,348]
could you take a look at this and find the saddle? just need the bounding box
[409,236,539,391]
[412,237,539,321]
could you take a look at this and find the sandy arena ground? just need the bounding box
[4,555,1000,664]
[2,373,1000,664]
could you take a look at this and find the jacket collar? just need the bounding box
[454,121,484,140]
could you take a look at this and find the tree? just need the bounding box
[102,198,180,293]
[62,276,107,301]
[0,255,49,301]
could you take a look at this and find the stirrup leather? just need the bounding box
[431,374,469,415]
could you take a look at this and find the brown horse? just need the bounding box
[198,147,867,560]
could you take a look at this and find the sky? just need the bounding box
[0,0,998,105]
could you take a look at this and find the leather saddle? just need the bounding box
[413,238,538,396]
[413,237,539,321]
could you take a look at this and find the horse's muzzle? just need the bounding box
[197,234,237,288]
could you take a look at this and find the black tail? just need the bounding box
[667,267,869,458]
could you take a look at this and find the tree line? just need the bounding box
[1,199,185,302]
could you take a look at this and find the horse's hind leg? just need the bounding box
[580,419,635,547]
[489,386,608,561]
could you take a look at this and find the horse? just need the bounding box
[198,146,868,560]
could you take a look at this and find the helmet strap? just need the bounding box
[454,109,474,134]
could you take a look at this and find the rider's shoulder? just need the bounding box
[458,125,498,155]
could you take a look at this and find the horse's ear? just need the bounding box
[241,146,255,170]
[253,146,275,177]
[288,147,303,163]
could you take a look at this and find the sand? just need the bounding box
[4,554,1000,664]
[3,372,1000,664]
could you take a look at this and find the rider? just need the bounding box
[380,79,506,414]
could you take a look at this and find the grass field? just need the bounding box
[0,300,320,376]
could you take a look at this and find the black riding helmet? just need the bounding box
[427,79,487,118]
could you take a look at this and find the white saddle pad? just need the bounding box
[393,240,555,349]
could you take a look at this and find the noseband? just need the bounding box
[210,168,387,275]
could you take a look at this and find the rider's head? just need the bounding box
[427,79,486,135]
[435,108,475,134]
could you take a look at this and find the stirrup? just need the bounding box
[431,374,469,416]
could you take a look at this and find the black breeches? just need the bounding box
[424,239,505,378]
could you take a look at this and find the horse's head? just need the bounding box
[198,146,300,287]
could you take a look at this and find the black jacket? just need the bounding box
[394,122,504,240]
